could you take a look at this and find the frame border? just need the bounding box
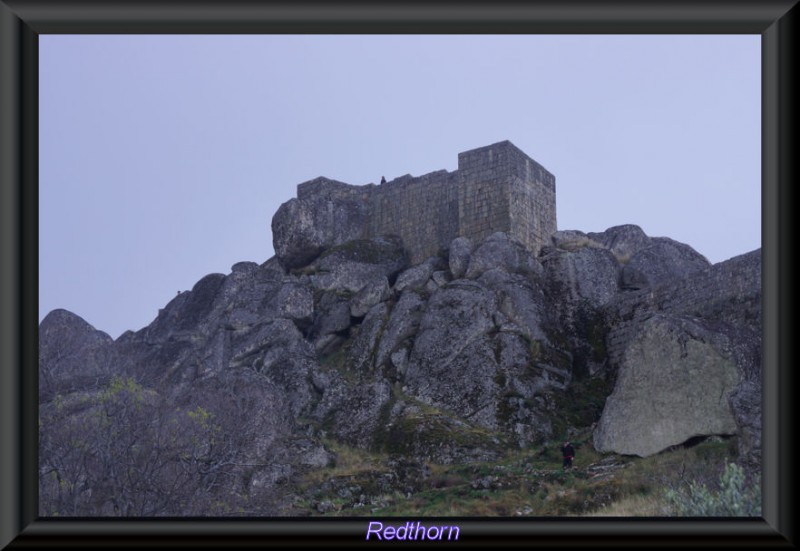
[1,1,796,548]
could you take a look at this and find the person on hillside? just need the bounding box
[380,176,387,185]
[561,441,575,469]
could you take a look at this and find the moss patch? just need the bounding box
[551,376,614,441]
[318,237,407,265]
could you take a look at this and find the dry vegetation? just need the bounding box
[298,430,755,518]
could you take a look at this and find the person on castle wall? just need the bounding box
[561,441,575,469]
[380,176,386,185]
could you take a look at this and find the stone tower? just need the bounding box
[455,141,556,258]
[272,140,556,268]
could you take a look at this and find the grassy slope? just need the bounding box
[295,433,741,517]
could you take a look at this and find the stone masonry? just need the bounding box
[287,140,556,265]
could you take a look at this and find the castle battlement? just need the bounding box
[273,141,557,267]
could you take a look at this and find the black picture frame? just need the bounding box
[1,1,796,548]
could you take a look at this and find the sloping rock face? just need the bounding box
[597,249,761,464]
[623,237,711,288]
[39,214,761,515]
[593,315,739,457]
[39,309,117,401]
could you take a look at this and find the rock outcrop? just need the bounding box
[271,178,371,269]
[39,197,761,515]
[597,248,761,463]
[39,309,117,401]
[593,315,739,457]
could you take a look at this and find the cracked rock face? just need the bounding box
[625,237,711,288]
[448,236,473,279]
[271,184,371,270]
[593,315,739,457]
[541,246,620,310]
[39,214,762,514]
[309,236,409,294]
[465,232,541,280]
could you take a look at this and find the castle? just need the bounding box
[275,140,556,267]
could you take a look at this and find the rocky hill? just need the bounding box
[39,207,761,516]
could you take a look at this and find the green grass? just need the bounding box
[301,435,745,517]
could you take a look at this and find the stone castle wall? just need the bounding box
[293,140,556,264]
[369,170,461,263]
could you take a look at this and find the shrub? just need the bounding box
[664,462,760,516]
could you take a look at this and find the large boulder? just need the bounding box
[593,315,739,457]
[465,232,541,279]
[587,224,651,261]
[349,276,391,318]
[271,179,371,270]
[308,236,409,295]
[39,309,117,400]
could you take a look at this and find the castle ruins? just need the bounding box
[276,140,556,266]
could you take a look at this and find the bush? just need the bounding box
[664,462,760,516]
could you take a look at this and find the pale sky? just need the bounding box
[39,35,761,339]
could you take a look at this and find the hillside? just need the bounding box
[38,215,761,516]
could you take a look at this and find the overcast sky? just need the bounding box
[39,35,761,339]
